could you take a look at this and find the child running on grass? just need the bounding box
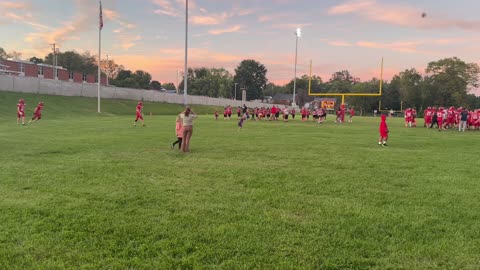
[378,114,389,146]
[238,115,245,130]
[171,116,184,149]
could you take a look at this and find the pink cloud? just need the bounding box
[152,0,197,17]
[208,25,243,35]
[328,0,480,31]
[328,40,353,47]
[0,2,49,31]
[191,15,224,25]
[356,41,421,53]
[0,1,28,9]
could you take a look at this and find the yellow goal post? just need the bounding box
[308,58,384,106]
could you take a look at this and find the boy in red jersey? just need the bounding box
[134,101,145,126]
[28,102,44,123]
[340,104,346,123]
[378,114,389,146]
[472,110,479,130]
[446,106,455,129]
[404,108,412,127]
[17,99,26,125]
[436,107,445,131]
[348,107,355,122]
[227,106,232,120]
[424,107,432,128]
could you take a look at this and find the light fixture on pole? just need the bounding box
[234,82,238,100]
[183,0,188,106]
[292,27,301,108]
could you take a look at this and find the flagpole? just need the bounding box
[97,0,102,113]
[183,0,188,106]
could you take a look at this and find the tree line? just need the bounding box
[2,46,479,112]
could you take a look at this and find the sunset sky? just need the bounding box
[1,0,479,90]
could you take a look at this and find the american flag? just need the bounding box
[99,1,103,30]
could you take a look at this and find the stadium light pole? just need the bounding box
[292,28,301,108]
[183,0,188,106]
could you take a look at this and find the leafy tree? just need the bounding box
[395,69,422,109]
[111,69,152,89]
[162,82,176,90]
[115,70,133,81]
[132,70,152,89]
[45,50,99,75]
[425,57,480,106]
[233,59,268,100]
[265,83,288,97]
[381,80,401,111]
[29,57,44,64]
[348,79,381,115]
[286,75,323,106]
[150,80,162,90]
[9,50,22,60]
[101,59,124,80]
[178,67,233,98]
[0,47,9,59]
[325,70,359,93]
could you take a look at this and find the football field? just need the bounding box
[1,92,479,269]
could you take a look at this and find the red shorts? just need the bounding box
[33,113,42,119]
[17,112,25,118]
[135,113,143,121]
[380,132,388,138]
[438,120,443,127]
[405,117,412,122]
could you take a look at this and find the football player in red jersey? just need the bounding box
[404,108,413,127]
[378,114,389,146]
[436,107,446,131]
[134,101,145,126]
[348,107,355,122]
[29,102,44,123]
[17,99,26,125]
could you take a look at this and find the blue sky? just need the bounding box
[1,0,479,93]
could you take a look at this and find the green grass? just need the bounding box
[1,91,480,269]
[0,91,223,119]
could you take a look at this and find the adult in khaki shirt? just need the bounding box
[179,108,198,152]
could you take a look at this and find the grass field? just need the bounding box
[1,91,480,269]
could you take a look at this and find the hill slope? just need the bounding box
[0,90,223,120]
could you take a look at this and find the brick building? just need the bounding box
[0,59,106,85]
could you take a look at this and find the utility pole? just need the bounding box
[50,43,56,79]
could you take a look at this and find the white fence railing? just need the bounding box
[0,74,272,108]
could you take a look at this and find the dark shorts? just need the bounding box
[228,113,232,117]
[285,115,289,120]
[237,113,241,117]
[267,114,271,118]
[275,113,280,118]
